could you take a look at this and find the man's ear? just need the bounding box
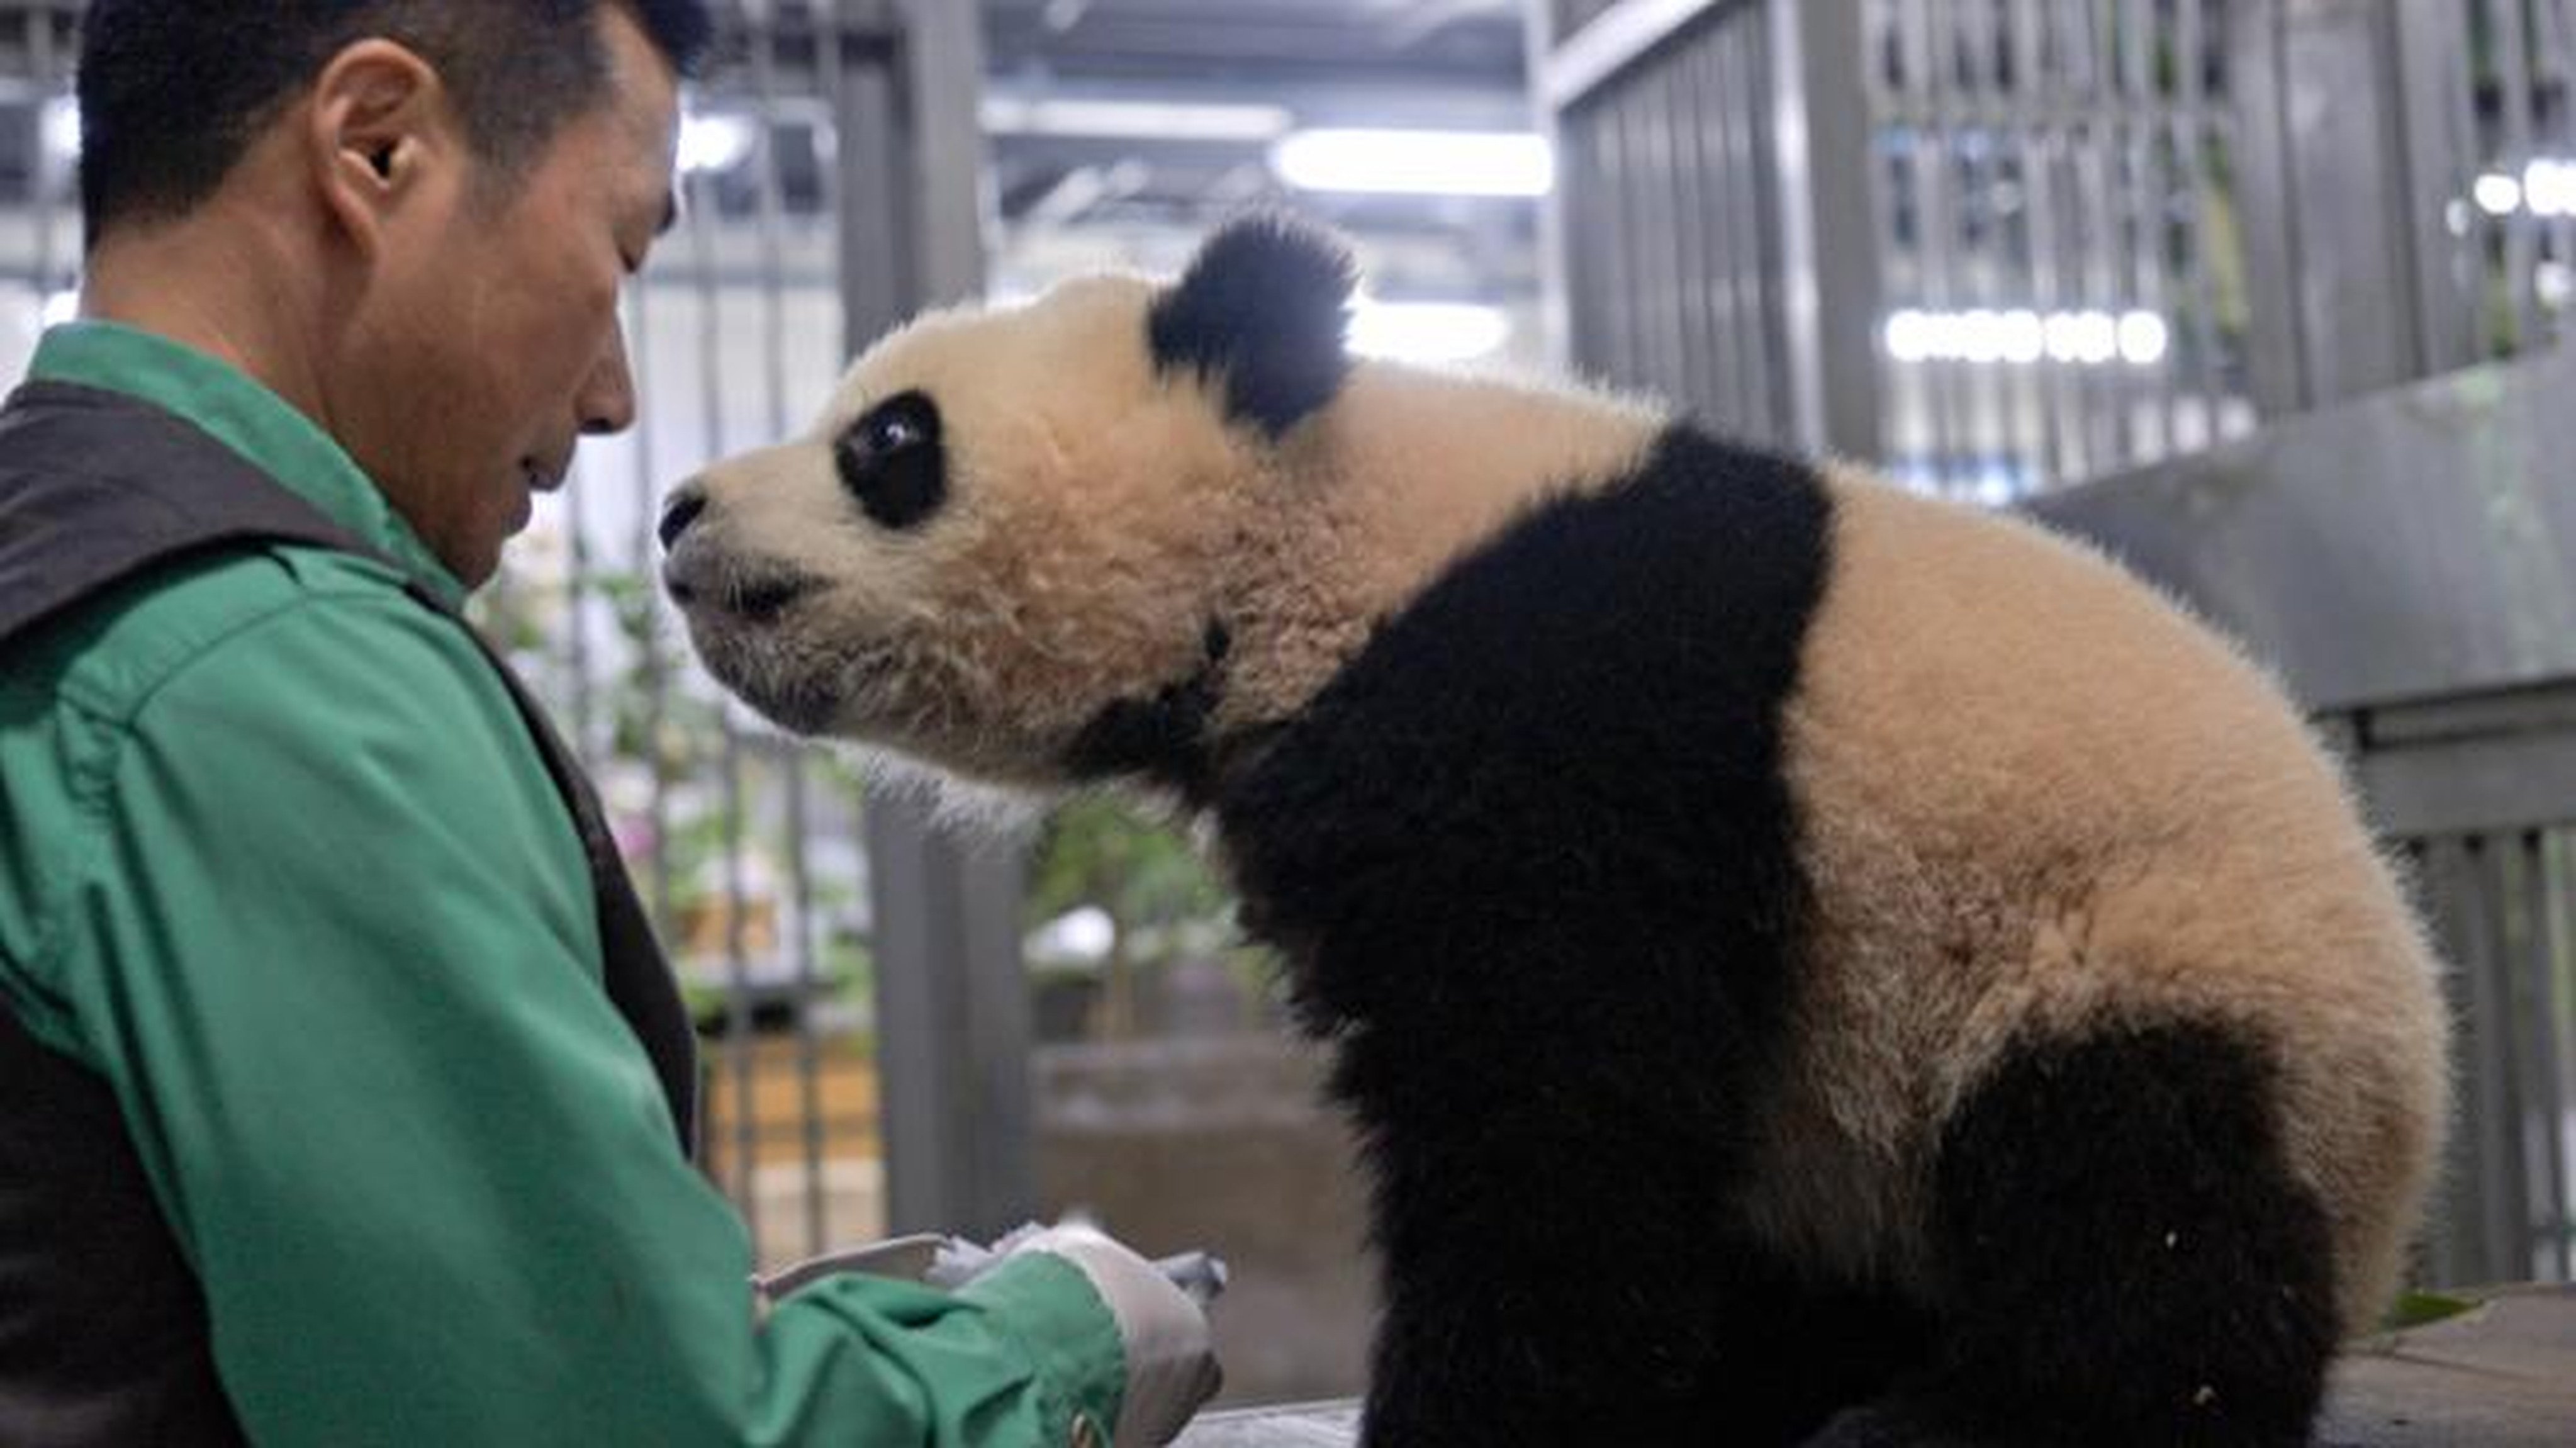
[1148,211,1357,439]
[304,39,450,258]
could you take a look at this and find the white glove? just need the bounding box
[997,1222,1224,1448]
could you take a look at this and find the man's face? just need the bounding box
[355,6,679,588]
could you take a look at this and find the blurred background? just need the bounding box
[3,0,2573,1407]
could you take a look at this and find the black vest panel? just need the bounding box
[0,381,699,1446]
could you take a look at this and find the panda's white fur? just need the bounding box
[664,215,2451,1448]
[1761,477,2447,1321]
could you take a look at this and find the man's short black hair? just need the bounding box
[76,0,715,245]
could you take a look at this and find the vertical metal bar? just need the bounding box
[2497,0,2545,353]
[1589,106,1628,385]
[2071,0,2121,474]
[1562,109,1605,381]
[2229,0,2307,417]
[2541,0,2576,354]
[1620,86,1665,391]
[625,281,678,948]
[2548,827,2576,1278]
[2421,838,2490,1284]
[2120,0,2170,465]
[1953,0,2000,493]
[1738,4,1789,446]
[28,6,60,307]
[2463,836,2533,1281]
[2051,0,2100,471]
[563,471,595,760]
[2013,0,2069,481]
[1667,31,1716,421]
[2174,0,2228,451]
[744,4,829,1264]
[2519,831,2572,1281]
[1588,98,1635,385]
[1862,0,1918,478]
[1638,60,1688,400]
[860,0,1034,1240]
[2393,0,2487,377]
[1710,14,1762,436]
[2494,833,2549,1278]
[681,145,761,1246]
[1912,0,1961,490]
[1771,0,1886,461]
[1523,0,1579,374]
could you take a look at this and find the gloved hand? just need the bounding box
[753,1222,1224,1446]
[992,1221,1224,1448]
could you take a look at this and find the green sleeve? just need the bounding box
[48,590,1125,1447]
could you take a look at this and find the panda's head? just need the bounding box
[660,213,1359,790]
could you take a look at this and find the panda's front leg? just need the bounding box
[1804,1022,2339,1448]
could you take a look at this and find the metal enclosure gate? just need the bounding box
[1540,0,2576,492]
[0,0,1026,1270]
[1534,0,2576,1289]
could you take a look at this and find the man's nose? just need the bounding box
[579,322,639,437]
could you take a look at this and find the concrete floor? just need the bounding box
[1172,1288,2576,1446]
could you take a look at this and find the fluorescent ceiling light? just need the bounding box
[981,97,1295,143]
[41,96,77,165]
[2523,159,2576,217]
[1885,308,2167,367]
[2477,171,2526,216]
[678,111,758,176]
[1026,906,1114,965]
[1348,301,1513,364]
[1272,129,1554,198]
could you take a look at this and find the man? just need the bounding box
[0,3,1216,1444]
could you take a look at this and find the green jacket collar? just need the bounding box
[28,321,466,607]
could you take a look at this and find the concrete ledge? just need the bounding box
[1176,1287,2576,1445]
[2321,1286,2576,1447]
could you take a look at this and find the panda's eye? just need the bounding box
[837,390,947,531]
[865,412,923,454]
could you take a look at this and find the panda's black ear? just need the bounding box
[1149,211,1357,439]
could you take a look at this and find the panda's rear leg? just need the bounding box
[1810,1020,2341,1448]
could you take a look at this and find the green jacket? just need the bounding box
[0,322,1124,1445]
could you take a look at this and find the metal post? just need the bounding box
[1767,0,1883,459]
[863,804,1035,1240]
[2390,2,2484,377]
[833,0,1036,1240]
[1522,0,1579,373]
[2236,0,2479,416]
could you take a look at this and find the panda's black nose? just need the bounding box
[658,481,708,552]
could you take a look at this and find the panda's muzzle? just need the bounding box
[658,482,825,622]
[662,553,824,623]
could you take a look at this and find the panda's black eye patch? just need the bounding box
[836,390,946,530]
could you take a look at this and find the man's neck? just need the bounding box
[79,210,334,427]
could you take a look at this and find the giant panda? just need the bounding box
[659,214,2453,1448]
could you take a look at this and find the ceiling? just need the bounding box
[984,0,1528,87]
[978,0,1543,330]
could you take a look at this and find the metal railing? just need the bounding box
[1863,0,2255,495]
[2027,345,2576,1289]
